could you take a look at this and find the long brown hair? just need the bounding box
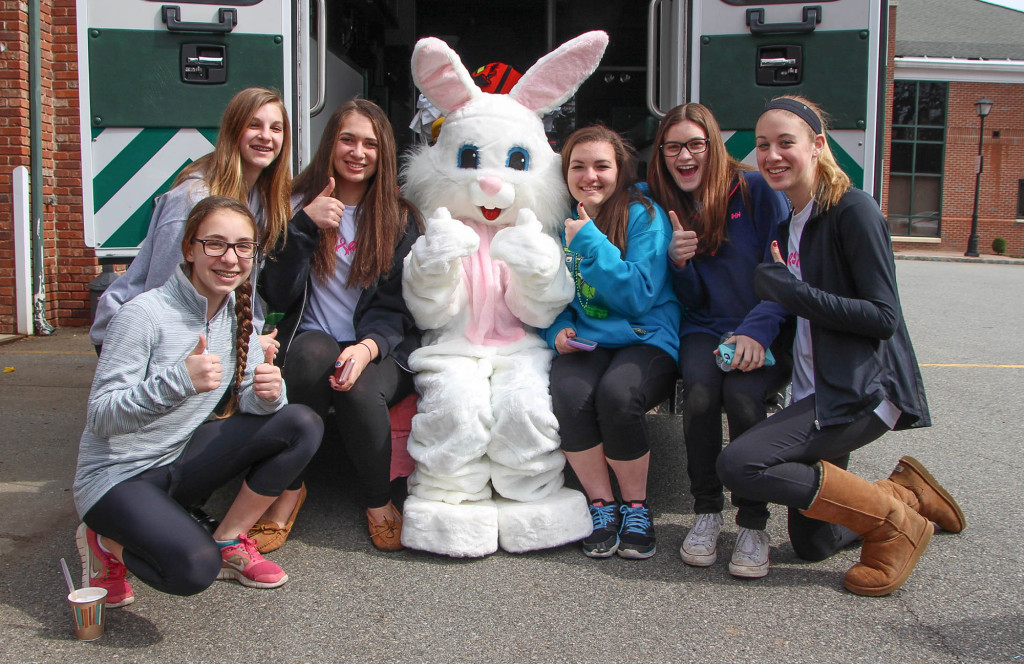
[647,103,750,256]
[180,196,258,419]
[176,87,292,254]
[292,98,419,287]
[762,95,851,210]
[560,125,651,255]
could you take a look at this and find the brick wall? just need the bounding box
[929,82,1024,257]
[0,0,95,334]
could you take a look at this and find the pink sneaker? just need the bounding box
[75,523,135,608]
[216,534,288,589]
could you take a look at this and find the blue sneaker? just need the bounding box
[582,499,621,558]
[617,501,656,559]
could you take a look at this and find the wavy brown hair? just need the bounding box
[560,125,652,255]
[180,196,258,419]
[647,103,751,256]
[292,99,420,287]
[176,87,292,253]
[762,95,851,210]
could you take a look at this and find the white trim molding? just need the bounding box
[891,236,942,243]
[895,56,1024,83]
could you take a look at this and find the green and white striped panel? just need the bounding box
[91,127,217,253]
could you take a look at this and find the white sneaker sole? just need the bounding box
[680,546,717,567]
[75,522,136,607]
[217,565,289,589]
[728,560,769,578]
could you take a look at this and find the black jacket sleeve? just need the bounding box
[260,209,319,314]
[754,194,900,340]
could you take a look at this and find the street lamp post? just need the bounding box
[965,97,994,257]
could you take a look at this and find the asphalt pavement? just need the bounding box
[0,258,1022,663]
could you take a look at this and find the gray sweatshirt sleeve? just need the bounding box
[86,301,197,438]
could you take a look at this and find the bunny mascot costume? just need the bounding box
[401,31,609,557]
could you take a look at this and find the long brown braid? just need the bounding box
[218,276,253,419]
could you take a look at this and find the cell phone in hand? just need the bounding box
[334,358,355,383]
[566,337,598,351]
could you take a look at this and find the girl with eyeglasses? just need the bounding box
[258,99,422,552]
[73,196,322,608]
[716,96,962,596]
[646,103,792,578]
[90,87,292,361]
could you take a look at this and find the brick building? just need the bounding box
[888,0,1024,257]
[0,0,1020,334]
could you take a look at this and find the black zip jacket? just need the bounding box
[754,188,930,430]
[259,207,422,370]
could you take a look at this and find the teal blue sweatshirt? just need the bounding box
[541,194,681,359]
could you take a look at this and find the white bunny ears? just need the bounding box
[412,31,609,116]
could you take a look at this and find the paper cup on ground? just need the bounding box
[68,587,107,640]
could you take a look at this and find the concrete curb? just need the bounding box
[894,254,1023,265]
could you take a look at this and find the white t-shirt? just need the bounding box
[299,205,362,341]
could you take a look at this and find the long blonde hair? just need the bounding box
[176,87,292,253]
[767,95,851,209]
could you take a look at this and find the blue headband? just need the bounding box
[760,98,823,135]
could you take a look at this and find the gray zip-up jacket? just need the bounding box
[89,175,266,346]
[74,266,285,518]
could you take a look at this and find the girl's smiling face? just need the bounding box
[566,140,618,217]
[662,120,709,193]
[332,112,379,197]
[238,102,285,187]
[755,109,824,210]
[184,208,257,315]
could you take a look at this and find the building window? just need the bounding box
[1018,180,1024,219]
[888,81,947,237]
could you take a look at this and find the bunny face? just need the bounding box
[403,31,609,235]
[404,94,567,231]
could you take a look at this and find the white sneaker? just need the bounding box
[679,512,724,566]
[728,527,770,578]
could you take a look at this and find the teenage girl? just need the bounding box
[90,86,292,357]
[74,196,322,607]
[258,99,421,552]
[646,103,791,578]
[543,125,681,560]
[717,96,964,596]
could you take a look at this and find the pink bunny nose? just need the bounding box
[478,175,504,197]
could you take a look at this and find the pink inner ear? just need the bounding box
[413,39,476,114]
[511,33,608,114]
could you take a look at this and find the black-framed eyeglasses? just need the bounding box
[191,238,259,259]
[660,138,710,157]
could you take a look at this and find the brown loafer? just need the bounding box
[248,483,307,554]
[367,502,404,552]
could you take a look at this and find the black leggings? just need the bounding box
[282,330,414,508]
[550,344,678,461]
[717,395,890,560]
[678,333,790,529]
[83,405,322,596]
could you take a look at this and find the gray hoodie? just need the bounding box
[89,174,266,346]
[74,265,285,518]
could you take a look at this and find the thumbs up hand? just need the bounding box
[564,202,591,248]
[491,208,561,279]
[185,334,222,393]
[252,338,282,401]
[668,210,698,267]
[303,177,345,230]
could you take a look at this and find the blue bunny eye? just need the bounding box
[506,148,529,171]
[458,145,480,169]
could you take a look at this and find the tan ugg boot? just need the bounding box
[801,461,933,597]
[876,456,965,533]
